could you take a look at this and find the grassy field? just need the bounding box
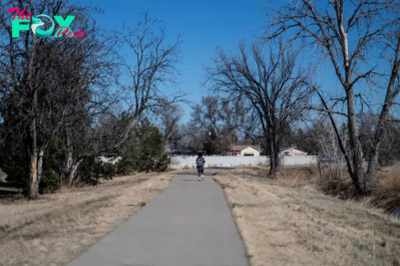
[214,168,400,266]
[0,171,177,266]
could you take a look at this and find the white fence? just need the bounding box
[281,155,318,165]
[169,155,317,169]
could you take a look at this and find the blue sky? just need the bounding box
[73,0,268,122]
[5,0,393,123]
[68,0,393,123]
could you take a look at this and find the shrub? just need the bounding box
[40,170,60,193]
[0,136,67,193]
[117,117,170,173]
[76,156,116,185]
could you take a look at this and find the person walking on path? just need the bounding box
[196,152,205,181]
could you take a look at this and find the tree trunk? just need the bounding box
[27,152,38,199]
[27,107,39,199]
[68,158,83,184]
[267,131,279,179]
[364,99,391,193]
[63,133,73,182]
[317,155,322,179]
[346,90,367,194]
[364,53,400,193]
[365,144,379,193]
[37,149,44,189]
[113,115,139,150]
[268,158,277,179]
[27,149,43,199]
[26,35,39,199]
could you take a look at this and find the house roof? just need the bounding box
[231,145,261,152]
[280,147,307,153]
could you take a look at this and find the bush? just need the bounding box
[117,117,170,174]
[0,136,66,193]
[0,134,27,189]
[40,138,67,192]
[40,170,60,193]
[76,156,116,185]
[0,116,170,193]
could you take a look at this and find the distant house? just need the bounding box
[279,147,307,157]
[98,152,122,164]
[230,145,261,156]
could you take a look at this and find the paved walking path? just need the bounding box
[67,169,249,266]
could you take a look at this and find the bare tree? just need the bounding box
[117,12,182,148]
[190,96,247,154]
[64,12,183,183]
[50,23,118,185]
[154,100,184,151]
[358,112,400,166]
[0,0,113,198]
[206,41,311,178]
[264,0,400,194]
[313,118,347,182]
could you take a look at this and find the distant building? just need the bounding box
[279,147,307,157]
[98,152,122,164]
[230,145,261,156]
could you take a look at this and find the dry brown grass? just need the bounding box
[266,165,400,213]
[0,171,178,266]
[367,167,400,213]
[214,169,400,266]
[275,165,359,199]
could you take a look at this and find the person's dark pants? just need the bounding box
[197,166,204,174]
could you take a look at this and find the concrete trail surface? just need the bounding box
[67,168,249,266]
